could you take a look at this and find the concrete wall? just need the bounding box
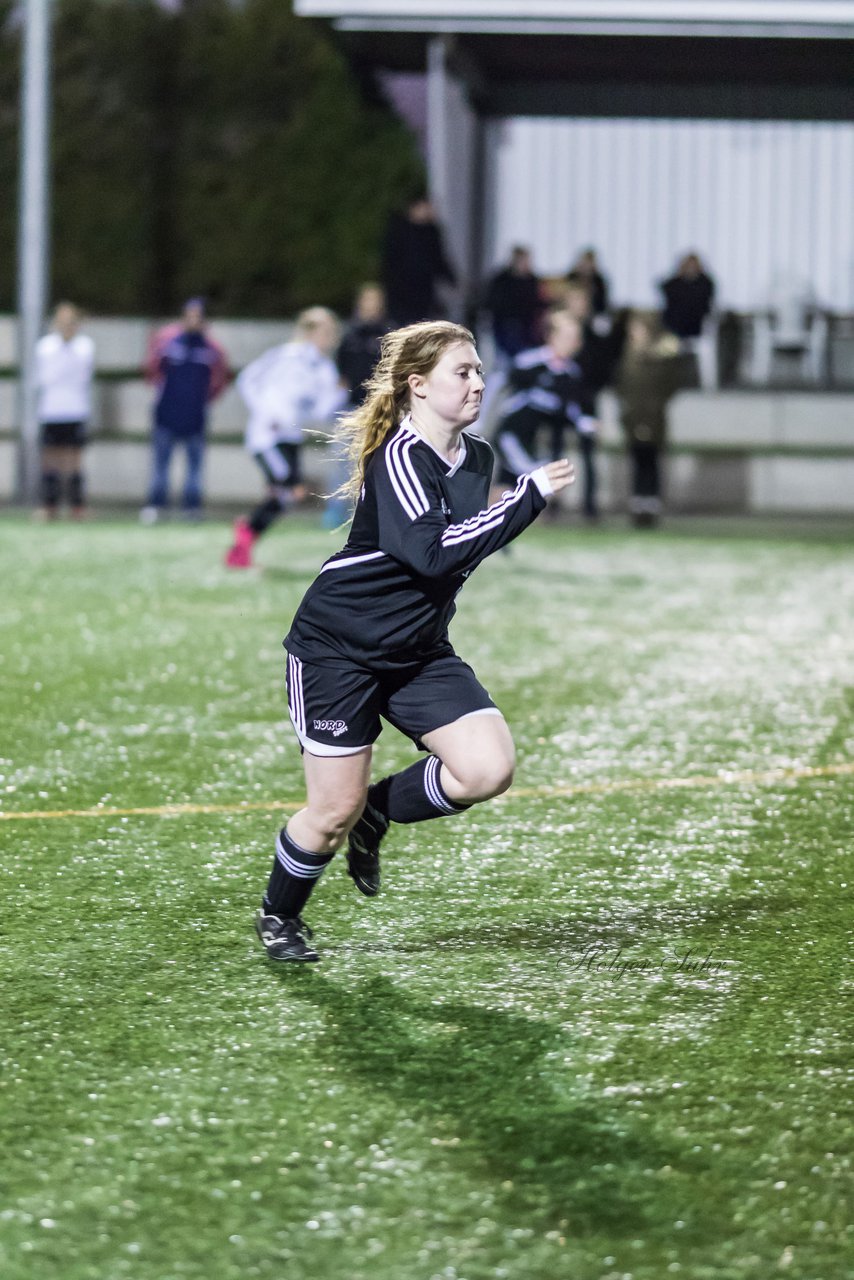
[1,389,852,514]
[597,389,854,514]
[0,314,295,372]
[2,313,852,513]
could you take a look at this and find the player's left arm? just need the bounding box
[375,438,569,579]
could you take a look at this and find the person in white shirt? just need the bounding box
[225,307,345,568]
[35,303,96,519]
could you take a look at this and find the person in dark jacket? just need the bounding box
[615,311,683,527]
[323,284,391,529]
[566,247,610,316]
[660,253,716,340]
[336,284,390,409]
[140,298,230,522]
[381,196,457,326]
[563,281,625,395]
[483,246,546,367]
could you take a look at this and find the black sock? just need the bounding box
[67,471,85,507]
[369,755,470,825]
[249,495,286,537]
[41,470,61,509]
[262,826,334,919]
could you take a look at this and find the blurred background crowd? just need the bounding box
[5,0,854,526]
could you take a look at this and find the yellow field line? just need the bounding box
[2,761,852,823]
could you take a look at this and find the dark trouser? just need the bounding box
[549,426,598,517]
[40,469,84,511]
[577,433,598,517]
[248,495,286,537]
[41,469,61,509]
[147,427,205,510]
[630,442,661,500]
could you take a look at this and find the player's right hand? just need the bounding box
[542,459,576,494]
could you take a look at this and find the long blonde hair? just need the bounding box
[339,320,475,499]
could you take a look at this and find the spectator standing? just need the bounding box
[35,302,95,520]
[563,280,625,395]
[336,284,389,409]
[660,253,716,340]
[325,285,391,529]
[224,308,345,568]
[494,310,599,520]
[615,312,682,527]
[140,298,230,523]
[566,247,610,316]
[483,246,545,368]
[381,195,457,326]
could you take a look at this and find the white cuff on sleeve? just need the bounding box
[530,466,554,498]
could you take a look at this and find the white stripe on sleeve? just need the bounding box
[385,429,429,521]
[440,474,532,547]
[319,550,386,573]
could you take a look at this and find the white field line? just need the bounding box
[2,761,852,823]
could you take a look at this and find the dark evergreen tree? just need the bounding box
[50,0,169,313]
[172,0,424,315]
[1,0,424,316]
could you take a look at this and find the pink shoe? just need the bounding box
[224,519,255,568]
[225,543,251,568]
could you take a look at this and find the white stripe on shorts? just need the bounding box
[287,653,306,737]
[285,651,372,757]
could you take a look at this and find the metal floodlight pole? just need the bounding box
[16,0,53,505]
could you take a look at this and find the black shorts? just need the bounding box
[254,442,303,489]
[42,420,87,448]
[285,651,500,756]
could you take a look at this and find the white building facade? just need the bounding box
[485,115,854,311]
[297,1,854,312]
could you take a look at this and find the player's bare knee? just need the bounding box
[480,757,515,799]
[452,753,515,802]
[311,795,365,846]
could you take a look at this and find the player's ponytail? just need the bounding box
[337,320,474,500]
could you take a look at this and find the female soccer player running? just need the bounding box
[256,321,574,961]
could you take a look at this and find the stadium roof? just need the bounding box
[296,1,854,119]
[295,1,854,39]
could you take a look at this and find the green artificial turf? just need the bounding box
[1,512,852,1280]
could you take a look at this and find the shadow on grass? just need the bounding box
[328,893,793,957]
[278,970,671,1234]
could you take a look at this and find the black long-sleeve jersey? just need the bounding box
[285,419,547,670]
[495,346,597,476]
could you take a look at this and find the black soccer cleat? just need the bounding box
[254,911,320,962]
[346,801,390,897]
